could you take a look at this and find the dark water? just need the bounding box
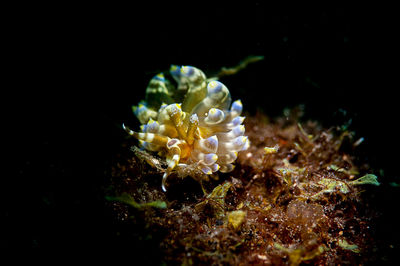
[7,3,399,262]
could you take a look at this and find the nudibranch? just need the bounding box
[123,65,249,191]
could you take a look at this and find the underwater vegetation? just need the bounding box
[108,60,380,265]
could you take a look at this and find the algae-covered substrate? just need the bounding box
[107,109,380,265]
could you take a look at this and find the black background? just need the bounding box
[5,2,399,262]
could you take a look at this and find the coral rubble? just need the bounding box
[107,109,379,265]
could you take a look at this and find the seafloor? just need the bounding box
[107,109,380,265]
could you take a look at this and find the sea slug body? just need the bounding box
[124,65,249,191]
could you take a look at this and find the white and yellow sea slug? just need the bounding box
[123,65,249,191]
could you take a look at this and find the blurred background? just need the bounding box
[6,2,399,262]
